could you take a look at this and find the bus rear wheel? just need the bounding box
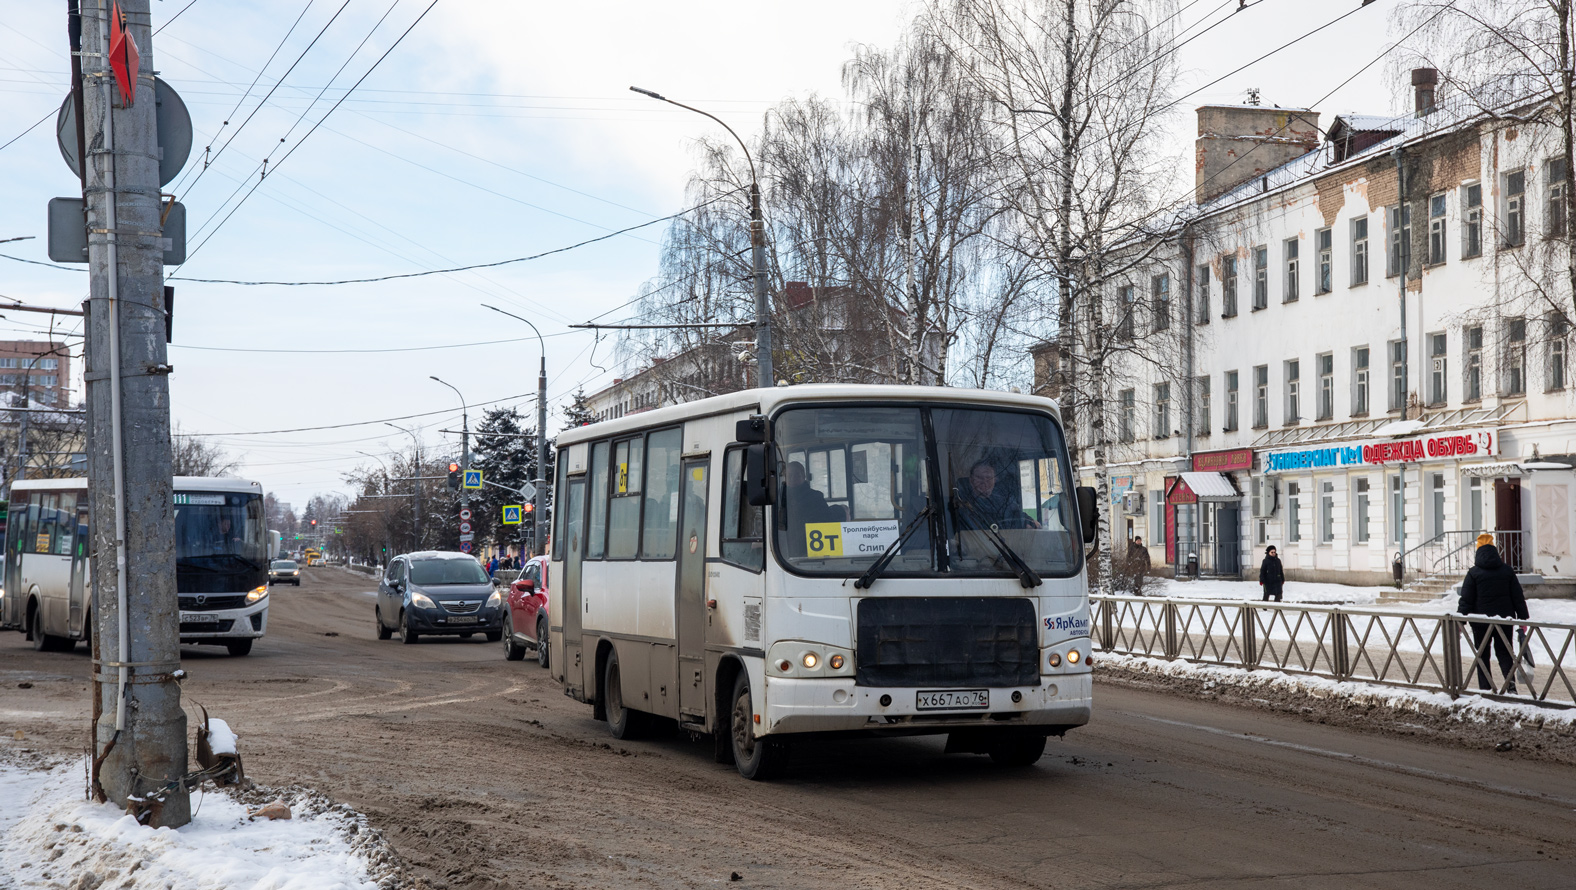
[730,673,787,780]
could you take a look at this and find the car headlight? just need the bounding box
[246,586,269,604]
[486,590,502,609]
[410,591,436,609]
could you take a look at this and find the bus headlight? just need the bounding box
[1067,648,1081,664]
[246,586,269,605]
[766,642,853,678]
[1046,652,1062,668]
[802,652,819,670]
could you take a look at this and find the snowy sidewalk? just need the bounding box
[1147,576,1576,624]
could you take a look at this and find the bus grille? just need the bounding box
[855,597,1039,688]
[178,595,247,611]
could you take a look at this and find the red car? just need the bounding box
[500,555,549,667]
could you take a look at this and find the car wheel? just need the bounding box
[535,617,550,669]
[226,639,254,657]
[399,611,419,644]
[730,672,787,780]
[375,607,392,640]
[987,732,1047,767]
[603,649,648,740]
[502,613,525,661]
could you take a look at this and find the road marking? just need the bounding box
[1131,713,1576,809]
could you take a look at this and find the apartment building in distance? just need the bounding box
[0,340,72,406]
[1056,70,1576,594]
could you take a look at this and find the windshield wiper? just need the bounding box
[950,493,1043,589]
[854,501,935,590]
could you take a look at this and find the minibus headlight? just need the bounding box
[802,652,819,670]
[778,660,793,673]
[1067,649,1081,664]
[1047,652,1062,668]
[246,586,269,604]
[828,654,844,670]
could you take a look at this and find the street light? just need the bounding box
[629,85,774,387]
[357,450,395,560]
[386,422,422,550]
[482,303,549,556]
[430,376,472,555]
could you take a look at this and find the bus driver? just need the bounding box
[956,461,1040,530]
[781,460,847,557]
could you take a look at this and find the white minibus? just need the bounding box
[547,385,1097,778]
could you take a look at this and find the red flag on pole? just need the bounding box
[108,1,140,106]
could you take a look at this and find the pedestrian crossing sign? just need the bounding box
[463,469,482,490]
[502,505,522,525]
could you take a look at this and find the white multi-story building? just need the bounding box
[1064,71,1576,594]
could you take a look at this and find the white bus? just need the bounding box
[547,385,1097,779]
[1,476,275,656]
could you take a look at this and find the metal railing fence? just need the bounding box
[1092,594,1575,707]
[1401,529,1529,577]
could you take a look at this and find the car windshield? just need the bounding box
[409,557,489,586]
[772,405,1080,578]
[272,560,297,570]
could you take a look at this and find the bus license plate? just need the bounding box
[447,616,478,624]
[916,689,989,711]
[179,612,217,623]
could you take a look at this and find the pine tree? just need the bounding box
[472,407,540,555]
[561,389,596,431]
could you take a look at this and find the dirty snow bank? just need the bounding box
[0,762,400,890]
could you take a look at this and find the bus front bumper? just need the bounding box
[179,600,268,641]
[761,672,1092,736]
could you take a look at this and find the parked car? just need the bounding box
[269,559,301,586]
[374,551,504,644]
[499,555,550,667]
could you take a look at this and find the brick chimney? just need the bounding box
[1195,105,1322,204]
[1412,67,1438,116]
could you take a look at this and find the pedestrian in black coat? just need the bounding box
[1458,543,1529,692]
[1259,546,1284,602]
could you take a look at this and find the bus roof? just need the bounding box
[555,384,1062,448]
[9,476,262,494]
[8,477,88,493]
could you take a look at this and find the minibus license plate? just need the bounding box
[916,689,988,710]
[179,612,217,623]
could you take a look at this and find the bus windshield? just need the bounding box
[772,405,1080,578]
[174,491,268,593]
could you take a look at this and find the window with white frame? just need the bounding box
[1225,370,1239,432]
[1287,481,1301,543]
[1389,474,1404,546]
[1252,246,1268,310]
[1388,204,1411,277]
[1427,193,1447,265]
[1153,382,1171,438]
[1221,255,1238,317]
[1503,170,1526,247]
[1352,346,1370,416]
[1468,477,1484,532]
[1253,365,1268,428]
[1355,477,1371,544]
[1464,325,1483,401]
[1428,331,1447,406]
[1316,352,1334,421]
[1118,284,1136,340]
[1389,339,1406,411]
[1504,317,1527,396]
[1315,227,1332,294]
[1283,237,1300,302]
[1284,359,1300,424]
[1549,158,1569,238]
[1319,480,1334,544]
[1351,216,1369,285]
[1152,273,1171,331]
[1195,375,1210,437]
[1196,265,1210,324]
[1462,184,1483,258]
[1119,388,1136,442]
[1548,313,1569,391]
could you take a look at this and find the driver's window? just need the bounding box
[384,559,398,582]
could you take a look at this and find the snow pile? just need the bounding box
[0,764,385,890]
[1100,653,1576,731]
[205,718,237,757]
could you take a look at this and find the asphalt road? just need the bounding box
[2,566,1574,889]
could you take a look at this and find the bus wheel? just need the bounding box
[226,639,253,657]
[28,606,60,652]
[502,614,526,661]
[375,607,392,640]
[729,673,787,780]
[987,732,1046,767]
[603,649,648,739]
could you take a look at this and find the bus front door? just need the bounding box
[562,477,586,700]
[675,458,710,720]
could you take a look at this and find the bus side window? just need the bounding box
[76,502,90,558]
[34,494,58,555]
[53,493,77,556]
[721,447,765,572]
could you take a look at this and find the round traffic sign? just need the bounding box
[57,78,192,186]
[459,508,473,521]
[460,521,472,534]
[459,541,473,553]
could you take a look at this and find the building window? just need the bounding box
[1253,365,1268,429]
[1221,255,1238,317]
[1355,477,1371,544]
[1389,474,1404,546]
[1284,359,1300,425]
[1352,346,1370,416]
[1153,382,1171,439]
[1196,265,1211,324]
[1428,331,1447,406]
[1462,184,1483,258]
[1118,285,1136,340]
[1152,274,1171,331]
[37,358,58,371]
[1252,246,1268,310]
[1428,472,1446,540]
[1315,227,1332,294]
[1287,481,1301,544]
[1351,216,1369,285]
[1464,325,1483,401]
[1548,313,1569,391]
[1195,375,1211,437]
[1387,204,1411,277]
[1548,158,1569,238]
[1389,340,1406,411]
[1320,480,1335,544]
[1468,477,1483,532]
[1316,352,1334,421]
[1119,389,1135,443]
[1225,370,1239,432]
[0,358,15,369]
[1427,193,1447,265]
[1503,170,1525,247]
[1283,238,1300,302]
[1504,317,1527,396]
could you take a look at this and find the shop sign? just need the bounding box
[1192,448,1252,473]
[1165,476,1197,505]
[1110,475,1133,505]
[1261,428,1496,475]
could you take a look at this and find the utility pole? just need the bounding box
[431,378,469,554]
[78,0,188,825]
[480,305,550,555]
[387,423,421,550]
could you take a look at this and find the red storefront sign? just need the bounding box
[1192,448,1253,473]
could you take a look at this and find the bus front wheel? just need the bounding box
[729,673,787,780]
[603,648,651,739]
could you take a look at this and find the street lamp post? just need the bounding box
[357,450,395,561]
[629,86,773,388]
[386,423,422,550]
[482,304,549,556]
[430,377,470,555]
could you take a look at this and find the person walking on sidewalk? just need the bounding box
[1458,533,1529,693]
[1259,546,1284,602]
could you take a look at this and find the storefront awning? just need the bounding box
[1180,471,1240,501]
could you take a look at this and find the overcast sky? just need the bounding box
[0,0,1406,509]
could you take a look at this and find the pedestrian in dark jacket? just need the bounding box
[1458,542,1529,693]
[1259,546,1284,602]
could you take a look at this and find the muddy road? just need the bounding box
[2,566,1574,889]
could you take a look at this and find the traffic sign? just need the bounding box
[459,507,473,521]
[459,541,473,553]
[57,78,192,185]
[502,505,522,525]
[459,533,474,543]
[459,521,472,534]
[463,469,483,490]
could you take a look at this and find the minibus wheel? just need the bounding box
[604,648,650,739]
[729,673,787,780]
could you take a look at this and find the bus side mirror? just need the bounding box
[735,415,768,444]
[1076,486,1098,544]
[745,443,774,507]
